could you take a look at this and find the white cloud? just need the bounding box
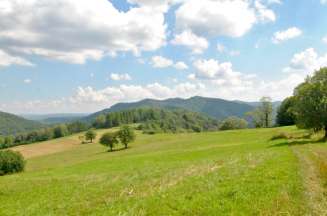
[175,0,275,38]
[192,59,252,87]
[150,56,188,70]
[171,30,209,54]
[151,56,174,68]
[174,61,188,70]
[110,73,132,81]
[283,48,327,74]
[23,79,32,84]
[321,0,327,5]
[255,0,276,22]
[272,27,302,44]
[267,0,282,4]
[0,50,34,67]
[0,0,167,64]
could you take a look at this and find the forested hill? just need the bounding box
[91,107,220,133]
[85,96,255,121]
[0,111,44,136]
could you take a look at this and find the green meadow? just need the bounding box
[1,127,327,215]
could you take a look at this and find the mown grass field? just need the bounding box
[1,127,327,215]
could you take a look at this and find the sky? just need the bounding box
[0,0,327,114]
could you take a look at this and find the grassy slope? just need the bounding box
[0,127,323,215]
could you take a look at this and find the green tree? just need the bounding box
[100,132,119,151]
[85,129,97,143]
[53,124,69,138]
[293,67,327,138]
[276,96,296,126]
[247,97,273,128]
[117,125,136,149]
[219,117,248,130]
[94,114,106,128]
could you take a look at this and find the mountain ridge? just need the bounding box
[84,96,256,121]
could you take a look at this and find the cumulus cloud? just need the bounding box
[151,56,188,70]
[255,0,276,22]
[151,56,174,68]
[0,0,167,64]
[192,59,249,86]
[0,50,34,67]
[110,73,132,81]
[171,30,209,54]
[272,27,302,44]
[175,0,275,38]
[283,48,327,74]
[174,61,189,70]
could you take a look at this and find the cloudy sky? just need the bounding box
[0,0,327,114]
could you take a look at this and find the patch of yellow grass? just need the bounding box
[10,128,115,159]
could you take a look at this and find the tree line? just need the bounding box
[0,121,87,149]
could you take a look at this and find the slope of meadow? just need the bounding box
[0,127,327,215]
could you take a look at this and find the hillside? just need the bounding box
[2,126,326,214]
[92,107,220,133]
[0,111,43,136]
[85,96,255,121]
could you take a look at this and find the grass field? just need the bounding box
[1,127,327,215]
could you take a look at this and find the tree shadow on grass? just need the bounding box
[269,138,326,148]
[94,147,129,155]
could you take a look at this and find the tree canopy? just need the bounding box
[100,132,119,152]
[117,125,136,149]
[276,96,296,126]
[293,67,327,137]
[85,129,97,143]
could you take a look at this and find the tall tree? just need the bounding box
[117,125,136,149]
[247,97,273,128]
[259,97,273,128]
[293,67,327,138]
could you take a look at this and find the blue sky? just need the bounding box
[0,0,327,114]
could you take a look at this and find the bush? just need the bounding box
[219,117,248,131]
[0,150,25,176]
[270,132,289,140]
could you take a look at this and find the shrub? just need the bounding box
[219,117,248,131]
[270,132,289,140]
[0,150,25,176]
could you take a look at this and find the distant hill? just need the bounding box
[0,111,44,136]
[22,113,89,124]
[85,96,255,121]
